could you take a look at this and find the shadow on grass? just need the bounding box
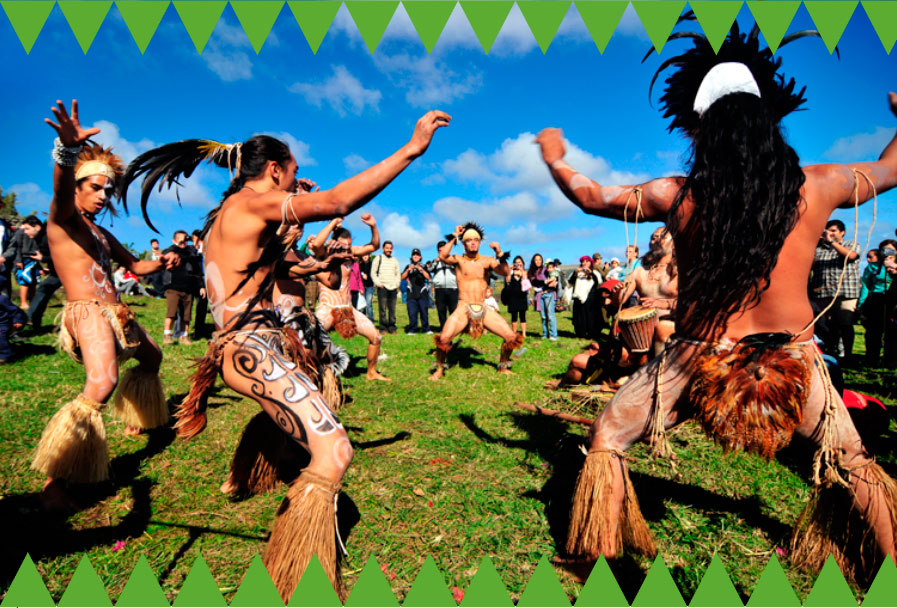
[7,341,57,360]
[460,411,795,604]
[0,425,176,592]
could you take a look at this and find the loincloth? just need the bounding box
[58,300,142,364]
[462,301,488,339]
[688,334,813,459]
[175,309,319,439]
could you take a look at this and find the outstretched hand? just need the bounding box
[408,110,452,158]
[161,251,182,270]
[45,100,100,147]
[890,92,897,118]
[360,213,377,227]
[297,178,318,193]
[536,128,566,166]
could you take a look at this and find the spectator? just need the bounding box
[427,240,459,330]
[606,257,625,281]
[402,248,431,334]
[190,229,209,338]
[0,207,12,298]
[25,222,62,331]
[503,255,529,337]
[349,258,365,312]
[0,293,25,363]
[372,240,400,334]
[113,264,151,296]
[810,219,861,361]
[162,229,200,345]
[571,255,604,339]
[859,240,897,367]
[3,216,45,310]
[359,253,375,323]
[591,252,608,281]
[528,254,548,337]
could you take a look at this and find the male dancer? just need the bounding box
[430,222,521,380]
[33,100,179,509]
[312,214,389,381]
[617,226,678,354]
[538,26,897,580]
[120,110,450,599]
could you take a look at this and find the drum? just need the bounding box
[617,305,657,353]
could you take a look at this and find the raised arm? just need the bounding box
[44,100,101,225]
[489,241,510,278]
[249,111,451,224]
[438,226,462,265]
[351,214,380,256]
[805,92,897,213]
[536,128,679,222]
[105,228,179,275]
[311,217,342,257]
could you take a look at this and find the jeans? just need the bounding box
[26,274,62,328]
[377,287,397,332]
[364,286,375,322]
[540,291,557,339]
[407,295,430,332]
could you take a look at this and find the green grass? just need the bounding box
[1,293,895,604]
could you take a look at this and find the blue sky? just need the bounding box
[2,2,896,267]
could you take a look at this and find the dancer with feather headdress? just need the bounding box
[537,21,897,581]
[429,221,521,380]
[32,101,180,511]
[119,110,450,600]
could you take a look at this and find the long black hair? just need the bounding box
[648,20,820,338]
[120,135,293,322]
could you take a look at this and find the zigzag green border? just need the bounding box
[3,551,896,606]
[1,0,896,55]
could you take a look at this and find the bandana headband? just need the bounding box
[693,62,761,116]
[75,161,116,182]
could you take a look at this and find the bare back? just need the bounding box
[673,167,863,341]
[204,191,286,329]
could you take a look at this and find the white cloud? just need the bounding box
[260,131,317,166]
[289,65,382,117]
[824,127,894,162]
[503,222,604,246]
[379,212,444,249]
[202,22,254,82]
[343,154,371,172]
[373,52,482,107]
[8,182,52,216]
[90,120,154,163]
[442,132,650,194]
[433,192,541,226]
[616,4,650,40]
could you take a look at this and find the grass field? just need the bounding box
[1,291,896,604]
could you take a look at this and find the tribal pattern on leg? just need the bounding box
[229,332,344,452]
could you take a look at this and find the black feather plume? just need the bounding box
[643,20,833,135]
[120,139,233,233]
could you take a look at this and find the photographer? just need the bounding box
[427,240,458,330]
[402,248,431,334]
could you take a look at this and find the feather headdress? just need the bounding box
[120,139,239,233]
[643,15,831,135]
[445,221,485,242]
[75,144,125,217]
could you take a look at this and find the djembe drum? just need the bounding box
[616,305,657,353]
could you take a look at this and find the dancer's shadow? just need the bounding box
[341,355,367,379]
[8,342,57,360]
[443,344,487,370]
[461,411,793,603]
[0,426,176,592]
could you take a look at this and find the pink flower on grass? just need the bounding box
[775,547,788,557]
[112,540,126,552]
[451,586,464,603]
[428,500,434,507]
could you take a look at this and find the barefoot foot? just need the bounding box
[428,369,444,381]
[124,425,144,436]
[366,371,391,381]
